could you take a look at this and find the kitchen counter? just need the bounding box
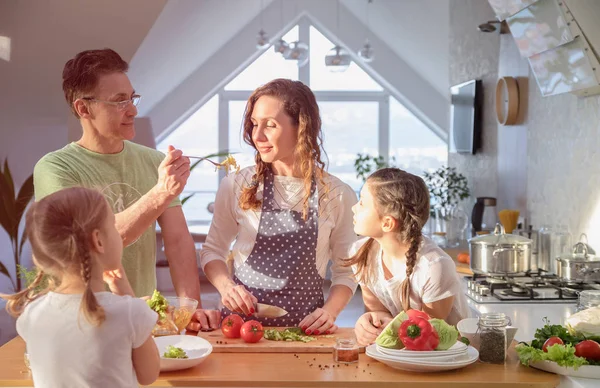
[0,335,559,387]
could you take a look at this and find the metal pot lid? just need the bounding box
[557,242,600,262]
[470,223,533,246]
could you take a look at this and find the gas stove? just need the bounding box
[464,272,600,304]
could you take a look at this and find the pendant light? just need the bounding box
[358,0,375,62]
[256,0,269,49]
[325,0,351,72]
[273,0,290,57]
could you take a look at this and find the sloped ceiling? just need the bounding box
[130,0,450,130]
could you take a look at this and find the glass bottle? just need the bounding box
[577,290,600,312]
[333,338,359,363]
[478,312,509,364]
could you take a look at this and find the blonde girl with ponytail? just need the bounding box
[347,168,470,346]
[1,187,160,387]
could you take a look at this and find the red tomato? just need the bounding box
[240,320,264,343]
[542,336,564,352]
[575,340,600,360]
[221,314,244,339]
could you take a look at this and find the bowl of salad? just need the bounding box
[516,309,600,379]
[147,290,198,336]
[154,335,213,372]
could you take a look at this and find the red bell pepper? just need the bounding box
[399,318,440,351]
[406,309,430,321]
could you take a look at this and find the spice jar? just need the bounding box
[478,312,510,364]
[333,338,359,363]
[577,290,600,312]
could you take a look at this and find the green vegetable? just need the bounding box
[530,317,579,349]
[263,327,316,343]
[375,312,408,349]
[163,345,188,359]
[147,290,169,319]
[516,343,588,370]
[429,318,459,350]
[459,336,470,346]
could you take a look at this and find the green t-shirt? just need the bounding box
[33,141,181,297]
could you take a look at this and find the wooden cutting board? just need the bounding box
[196,327,365,353]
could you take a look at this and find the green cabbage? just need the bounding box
[566,306,600,338]
[429,318,459,350]
[375,312,408,349]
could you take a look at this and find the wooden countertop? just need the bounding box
[443,247,474,276]
[0,336,559,387]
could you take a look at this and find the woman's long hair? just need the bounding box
[238,79,327,219]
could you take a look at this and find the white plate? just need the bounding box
[367,344,479,372]
[154,335,213,372]
[530,360,600,379]
[377,341,468,358]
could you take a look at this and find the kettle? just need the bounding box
[471,197,497,235]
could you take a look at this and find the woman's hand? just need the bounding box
[186,309,221,332]
[354,312,392,346]
[298,307,338,335]
[221,282,257,316]
[103,266,134,297]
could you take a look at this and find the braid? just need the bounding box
[1,269,50,318]
[400,217,423,312]
[239,155,269,211]
[74,227,105,326]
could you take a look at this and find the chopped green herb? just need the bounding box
[163,345,188,359]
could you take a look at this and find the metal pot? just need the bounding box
[556,242,600,282]
[469,223,532,275]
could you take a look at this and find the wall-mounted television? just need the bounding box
[449,79,482,154]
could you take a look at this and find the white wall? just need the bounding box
[0,0,166,293]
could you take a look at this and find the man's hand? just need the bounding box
[155,145,190,199]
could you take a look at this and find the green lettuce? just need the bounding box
[429,318,459,350]
[264,327,316,343]
[375,312,408,349]
[516,343,588,370]
[163,345,188,359]
[147,290,168,319]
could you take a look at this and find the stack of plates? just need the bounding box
[366,341,479,372]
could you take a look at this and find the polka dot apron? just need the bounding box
[221,168,324,326]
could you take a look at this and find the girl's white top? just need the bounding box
[350,236,470,325]
[17,292,157,388]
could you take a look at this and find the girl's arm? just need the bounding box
[132,336,160,385]
[422,295,455,320]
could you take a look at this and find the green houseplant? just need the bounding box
[423,166,470,216]
[354,153,396,183]
[0,160,35,291]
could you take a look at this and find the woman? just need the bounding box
[200,79,358,334]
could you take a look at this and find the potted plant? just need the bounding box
[354,153,396,183]
[423,166,470,216]
[0,160,34,291]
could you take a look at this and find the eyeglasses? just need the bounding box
[81,95,141,111]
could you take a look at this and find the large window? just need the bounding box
[158,19,447,224]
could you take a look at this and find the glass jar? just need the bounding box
[333,338,359,363]
[478,312,510,364]
[577,290,600,312]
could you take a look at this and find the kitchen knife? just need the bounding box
[255,303,288,318]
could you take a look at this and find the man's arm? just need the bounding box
[157,206,201,302]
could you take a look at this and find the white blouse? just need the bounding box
[199,166,359,293]
[350,236,471,325]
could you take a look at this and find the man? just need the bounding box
[33,48,219,331]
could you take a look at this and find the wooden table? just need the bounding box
[0,336,560,387]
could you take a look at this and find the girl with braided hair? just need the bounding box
[347,168,470,346]
[200,79,358,335]
[1,187,160,387]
